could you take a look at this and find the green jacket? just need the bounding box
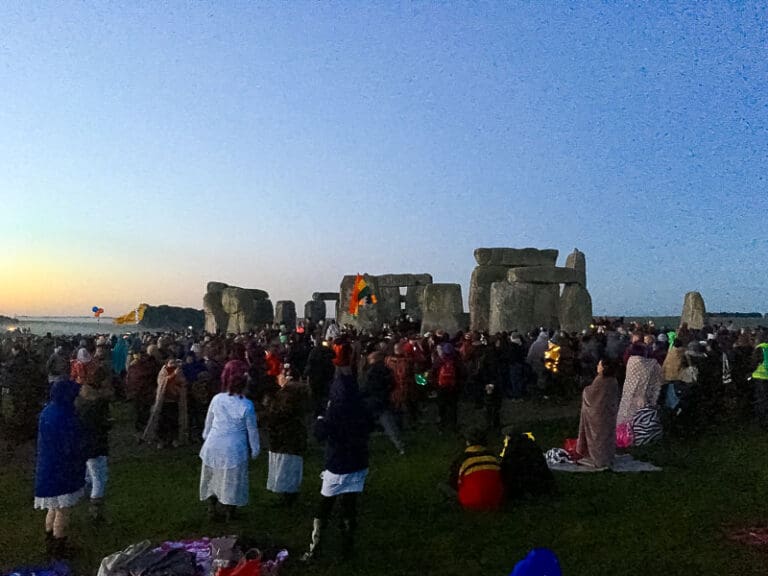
[753,343,768,381]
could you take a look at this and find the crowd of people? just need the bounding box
[2,315,767,563]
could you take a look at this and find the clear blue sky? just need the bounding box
[1,2,766,317]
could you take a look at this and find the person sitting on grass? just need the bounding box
[575,358,619,469]
[441,426,504,511]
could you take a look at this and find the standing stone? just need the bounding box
[405,285,427,320]
[304,300,326,323]
[377,286,402,326]
[275,301,297,330]
[337,274,381,331]
[252,299,275,327]
[420,284,465,335]
[469,265,509,331]
[560,284,593,333]
[565,248,586,274]
[681,291,706,329]
[489,282,559,334]
[203,291,227,333]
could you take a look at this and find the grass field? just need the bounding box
[1,399,767,576]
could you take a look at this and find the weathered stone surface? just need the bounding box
[469,265,509,331]
[421,284,465,335]
[474,248,559,267]
[312,292,340,302]
[559,284,593,333]
[376,274,433,287]
[489,282,560,334]
[247,288,269,301]
[304,300,326,323]
[203,292,228,333]
[275,301,297,329]
[681,291,706,329]
[140,305,204,330]
[506,266,585,286]
[206,282,229,294]
[377,286,402,324]
[565,248,586,274]
[405,285,427,319]
[204,282,273,334]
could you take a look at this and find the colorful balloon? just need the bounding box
[92,306,99,313]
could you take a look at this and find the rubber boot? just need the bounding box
[224,505,237,523]
[45,531,54,557]
[206,496,219,521]
[301,518,323,562]
[340,518,355,560]
[89,498,105,523]
[51,537,72,560]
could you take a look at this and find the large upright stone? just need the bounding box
[304,300,326,323]
[565,248,586,275]
[337,274,381,331]
[405,285,427,320]
[252,299,274,326]
[506,266,585,286]
[681,291,706,329]
[204,282,273,334]
[275,301,297,330]
[560,284,593,333]
[489,281,560,334]
[203,291,227,333]
[474,248,559,267]
[377,286,402,325]
[469,265,508,331]
[421,284,465,335]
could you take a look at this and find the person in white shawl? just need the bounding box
[617,343,663,426]
[199,373,260,521]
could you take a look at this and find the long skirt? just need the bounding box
[266,452,303,494]
[199,463,249,506]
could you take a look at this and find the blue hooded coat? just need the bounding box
[314,372,373,474]
[34,380,86,499]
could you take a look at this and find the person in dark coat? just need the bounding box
[34,379,86,558]
[302,366,374,562]
[304,341,335,416]
[361,351,405,454]
[125,349,159,435]
[265,369,308,506]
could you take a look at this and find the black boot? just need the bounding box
[301,518,323,562]
[340,518,356,560]
[51,537,72,560]
[45,531,54,556]
[206,496,219,521]
[89,498,105,523]
[224,505,237,523]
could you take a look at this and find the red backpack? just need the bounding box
[438,359,457,389]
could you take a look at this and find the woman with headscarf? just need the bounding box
[576,359,619,468]
[34,379,86,558]
[617,343,664,445]
[264,367,308,506]
[142,358,189,448]
[199,374,260,522]
[71,347,96,386]
[302,360,374,562]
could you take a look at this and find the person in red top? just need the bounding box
[220,343,250,393]
[447,427,504,511]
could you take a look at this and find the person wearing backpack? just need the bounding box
[431,343,461,433]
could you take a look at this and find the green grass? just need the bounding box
[2,401,767,575]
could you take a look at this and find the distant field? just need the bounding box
[2,399,767,576]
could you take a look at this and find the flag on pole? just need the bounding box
[348,274,377,317]
[114,303,148,325]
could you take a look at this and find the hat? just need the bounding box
[657,333,668,343]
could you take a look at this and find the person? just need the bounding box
[71,347,96,386]
[361,351,405,454]
[125,346,160,436]
[576,359,619,469]
[444,426,504,511]
[302,365,374,562]
[220,343,250,393]
[34,379,86,559]
[199,373,260,521]
[385,342,418,427]
[46,345,70,384]
[431,343,461,433]
[751,333,768,427]
[143,358,189,448]
[526,331,550,395]
[76,352,114,523]
[264,366,308,506]
[617,343,663,426]
[304,340,336,417]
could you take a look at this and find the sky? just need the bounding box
[0,2,766,317]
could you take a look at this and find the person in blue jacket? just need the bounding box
[34,379,86,558]
[302,347,374,562]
